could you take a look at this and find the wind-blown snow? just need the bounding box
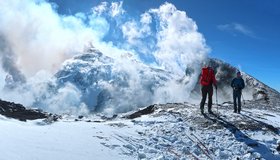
[0,0,208,114]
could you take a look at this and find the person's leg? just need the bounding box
[233,91,237,113]
[200,86,208,113]
[208,86,213,113]
[237,92,242,113]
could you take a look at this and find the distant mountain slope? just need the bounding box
[190,58,280,108]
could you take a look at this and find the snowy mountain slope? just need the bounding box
[1,100,280,160]
[55,48,174,113]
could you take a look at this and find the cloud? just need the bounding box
[140,12,152,24]
[0,36,26,84]
[121,2,208,73]
[0,1,209,115]
[93,1,124,18]
[120,12,154,57]
[150,2,208,75]
[121,20,151,45]
[218,23,257,38]
[0,0,98,77]
[110,1,125,17]
[92,2,108,16]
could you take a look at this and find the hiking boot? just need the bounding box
[234,110,237,113]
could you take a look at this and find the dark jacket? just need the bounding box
[231,77,245,91]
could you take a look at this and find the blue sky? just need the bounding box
[50,0,280,91]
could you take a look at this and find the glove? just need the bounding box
[215,85,217,90]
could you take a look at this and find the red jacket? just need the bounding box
[200,67,217,86]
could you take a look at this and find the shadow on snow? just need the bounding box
[203,113,280,160]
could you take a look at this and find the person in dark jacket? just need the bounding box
[231,71,245,113]
[200,66,217,114]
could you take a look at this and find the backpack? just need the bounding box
[200,67,210,86]
[200,67,215,86]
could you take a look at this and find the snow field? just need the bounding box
[1,102,280,160]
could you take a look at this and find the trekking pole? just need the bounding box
[216,87,218,114]
[241,92,245,105]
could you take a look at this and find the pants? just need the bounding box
[200,85,213,112]
[233,90,242,112]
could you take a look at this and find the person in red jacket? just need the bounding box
[199,66,217,114]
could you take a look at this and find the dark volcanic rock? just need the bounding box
[126,105,156,119]
[0,99,52,121]
[277,144,280,152]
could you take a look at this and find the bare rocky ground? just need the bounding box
[0,99,60,122]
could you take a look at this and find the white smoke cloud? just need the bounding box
[92,1,125,18]
[150,3,208,75]
[147,2,208,99]
[110,1,125,17]
[140,12,152,24]
[93,2,108,16]
[121,20,151,45]
[0,0,97,76]
[0,0,209,115]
